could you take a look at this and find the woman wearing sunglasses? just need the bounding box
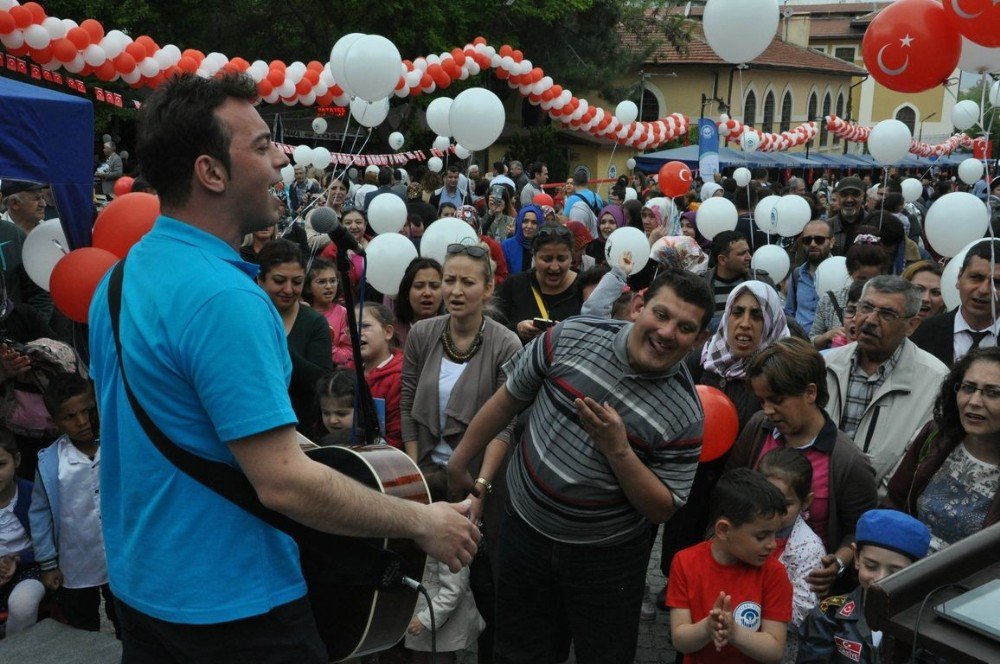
[883,346,1000,552]
[495,223,583,344]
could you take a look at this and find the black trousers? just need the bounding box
[58,583,119,636]
[114,595,327,664]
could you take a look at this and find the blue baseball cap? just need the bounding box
[855,509,931,561]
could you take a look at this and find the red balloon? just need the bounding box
[695,385,739,462]
[22,2,45,23]
[943,0,1000,48]
[79,18,104,44]
[50,248,119,324]
[51,38,77,62]
[0,12,14,35]
[861,0,961,93]
[113,177,134,197]
[657,161,693,198]
[92,193,160,259]
[8,6,30,30]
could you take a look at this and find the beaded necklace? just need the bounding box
[441,316,486,363]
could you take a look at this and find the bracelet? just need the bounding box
[474,477,493,495]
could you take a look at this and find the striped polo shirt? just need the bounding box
[504,316,703,545]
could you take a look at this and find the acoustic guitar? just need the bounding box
[297,438,431,662]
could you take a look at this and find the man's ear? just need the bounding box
[193,155,228,195]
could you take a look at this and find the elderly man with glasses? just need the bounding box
[822,275,949,484]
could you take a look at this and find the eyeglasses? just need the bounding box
[446,243,489,258]
[843,305,857,318]
[856,301,914,323]
[801,235,831,245]
[955,382,1000,401]
[536,225,573,240]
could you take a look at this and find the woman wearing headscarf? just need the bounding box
[585,204,627,267]
[501,204,543,275]
[657,281,792,604]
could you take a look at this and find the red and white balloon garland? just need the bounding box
[716,115,818,152]
[824,115,986,158]
[0,1,689,149]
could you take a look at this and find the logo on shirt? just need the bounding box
[733,601,762,631]
[835,636,862,662]
[839,600,856,618]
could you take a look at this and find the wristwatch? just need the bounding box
[474,477,493,495]
[834,556,847,577]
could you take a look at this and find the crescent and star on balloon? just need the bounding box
[876,33,913,77]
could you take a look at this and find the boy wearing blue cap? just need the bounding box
[796,509,931,663]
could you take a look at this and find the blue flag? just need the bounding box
[698,118,720,180]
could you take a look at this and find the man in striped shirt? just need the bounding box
[448,269,714,663]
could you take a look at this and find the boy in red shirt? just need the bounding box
[668,468,793,663]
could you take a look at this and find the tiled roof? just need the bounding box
[628,23,865,77]
[810,17,863,39]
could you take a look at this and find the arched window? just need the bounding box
[807,92,818,149]
[762,91,775,134]
[744,90,757,128]
[896,106,917,135]
[779,91,792,133]
[834,94,845,145]
[820,93,832,146]
[639,87,660,122]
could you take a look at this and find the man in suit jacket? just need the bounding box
[910,239,1000,367]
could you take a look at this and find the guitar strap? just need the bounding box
[107,259,403,589]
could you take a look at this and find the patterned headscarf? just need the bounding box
[651,235,709,276]
[701,281,790,380]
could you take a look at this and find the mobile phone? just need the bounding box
[533,318,555,329]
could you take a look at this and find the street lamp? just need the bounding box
[918,111,937,144]
[700,93,729,118]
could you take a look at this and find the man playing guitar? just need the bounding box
[88,73,479,663]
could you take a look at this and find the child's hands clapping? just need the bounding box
[707,592,733,651]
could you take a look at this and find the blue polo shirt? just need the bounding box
[89,216,304,624]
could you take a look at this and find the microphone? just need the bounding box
[310,206,365,256]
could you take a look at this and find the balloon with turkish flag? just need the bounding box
[942,0,1000,48]
[695,385,740,462]
[92,192,161,258]
[861,0,961,93]
[657,161,693,199]
[50,248,119,323]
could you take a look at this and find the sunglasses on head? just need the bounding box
[537,225,572,240]
[447,243,489,258]
[800,235,830,245]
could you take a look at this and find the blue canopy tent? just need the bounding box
[0,76,94,249]
[635,145,784,171]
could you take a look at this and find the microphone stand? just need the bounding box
[334,247,381,446]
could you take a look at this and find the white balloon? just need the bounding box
[734,167,752,187]
[427,156,443,173]
[754,195,781,234]
[329,32,365,95]
[365,232,418,297]
[696,197,739,240]
[958,158,985,186]
[22,219,68,291]
[139,57,160,78]
[867,119,911,165]
[426,97,454,137]
[991,80,1000,107]
[957,37,1000,75]
[343,34,403,102]
[0,30,24,50]
[312,117,328,134]
[751,244,790,283]
[24,25,50,50]
[739,130,760,153]
[604,227,651,275]
[419,218,479,264]
[952,100,981,132]
[925,192,989,257]
[449,88,505,151]
[432,135,451,152]
[815,256,850,295]
[703,0,779,64]
[367,193,408,235]
[83,44,107,68]
[42,16,66,40]
[388,131,405,150]
[311,147,332,170]
[280,165,295,186]
[615,100,638,125]
[626,158,636,170]
[292,145,313,166]
[901,178,923,203]
[774,195,812,237]
[454,144,471,160]
[625,187,638,201]
[349,97,390,128]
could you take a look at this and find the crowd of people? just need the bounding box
[0,71,998,664]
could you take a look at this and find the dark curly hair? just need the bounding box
[934,347,1000,443]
